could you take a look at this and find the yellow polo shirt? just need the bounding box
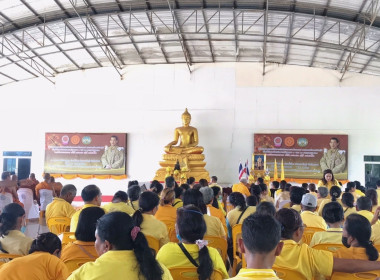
[70,204,99,233]
[309,228,343,247]
[155,204,177,224]
[207,204,227,232]
[227,206,256,229]
[172,198,183,209]
[46,197,76,221]
[334,247,372,260]
[61,240,98,263]
[371,223,380,245]
[227,268,280,279]
[357,210,374,224]
[343,207,356,219]
[317,199,343,216]
[0,251,69,280]
[232,183,251,197]
[274,239,333,279]
[203,214,226,238]
[291,204,302,213]
[68,250,173,280]
[140,214,169,248]
[127,200,139,212]
[0,230,33,255]
[300,211,327,230]
[102,202,135,215]
[156,242,229,279]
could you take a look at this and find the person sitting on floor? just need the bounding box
[0,232,69,280]
[156,205,228,280]
[227,214,283,280]
[68,212,172,280]
[0,203,32,255]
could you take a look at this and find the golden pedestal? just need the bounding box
[154,153,210,182]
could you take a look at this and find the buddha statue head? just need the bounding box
[182,108,191,127]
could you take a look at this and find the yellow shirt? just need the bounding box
[70,204,99,233]
[156,242,229,279]
[309,228,343,247]
[102,202,135,215]
[127,200,139,212]
[172,198,183,209]
[68,250,173,280]
[61,240,98,263]
[291,204,302,213]
[0,230,33,255]
[343,207,356,219]
[274,239,333,279]
[140,214,169,248]
[46,197,76,221]
[203,214,226,238]
[371,223,380,245]
[334,246,373,260]
[227,268,280,279]
[207,204,227,232]
[300,211,327,230]
[317,180,340,192]
[317,199,343,216]
[155,204,177,224]
[261,195,275,205]
[357,210,374,224]
[227,206,256,229]
[232,183,251,197]
[0,252,69,280]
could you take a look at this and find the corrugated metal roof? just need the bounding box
[0,0,379,85]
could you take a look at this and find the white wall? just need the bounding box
[1,62,380,196]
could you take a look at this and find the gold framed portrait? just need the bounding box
[252,154,266,171]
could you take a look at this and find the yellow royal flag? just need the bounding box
[281,159,285,180]
[273,159,278,181]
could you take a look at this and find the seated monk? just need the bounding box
[164,108,204,155]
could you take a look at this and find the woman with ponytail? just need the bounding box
[0,203,32,255]
[156,205,228,280]
[226,192,256,238]
[68,212,172,280]
[317,186,342,216]
[335,214,379,261]
[132,191,169,248]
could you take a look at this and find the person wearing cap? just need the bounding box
[300,193,327,230]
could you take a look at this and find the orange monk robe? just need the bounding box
[35,181,53,198]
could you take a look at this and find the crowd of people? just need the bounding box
[1,170,380,279]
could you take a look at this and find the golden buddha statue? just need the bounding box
[165,108,204,154]
[154,108,209,182]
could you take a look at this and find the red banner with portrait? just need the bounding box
[44,133,127,177]
[254,134,348,180]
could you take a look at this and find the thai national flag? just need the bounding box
[245,160,250,176]
[239,162,246,180]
